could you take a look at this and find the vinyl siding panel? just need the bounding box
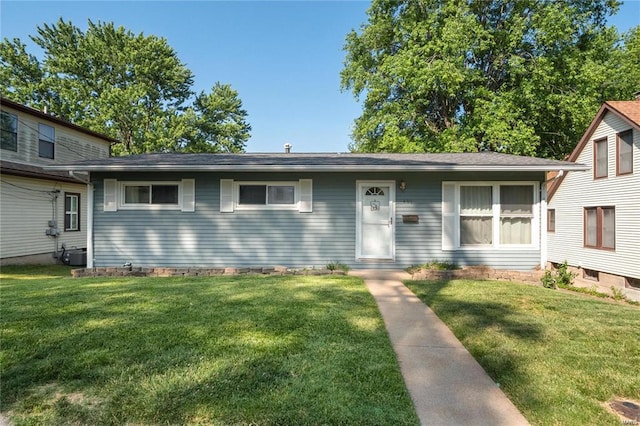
[0,104,110,165]
[0,175,88,259]
[548,111,640,279]
[91,171,545,270]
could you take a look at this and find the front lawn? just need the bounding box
[405,279,640,425]
[1,266,417,425]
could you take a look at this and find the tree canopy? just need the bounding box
[1,19,251,155]
[341,0,639,158]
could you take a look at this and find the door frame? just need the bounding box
[355,180,396,261]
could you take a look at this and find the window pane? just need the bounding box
[1,112,17,151]
[500,185,533,214]
[239,185,266,204]
[125,186,150,204]
[619,130,633,174]
[548,209,556,232]
[595,139,607,177]
[65,194,79,231]
[460,186,492,214]
[39,124,55,142]
[500,218,532,244]
[460,217,492,245]
[268,186,295,204]
[152,185,179,204]
[39,140,54,159]
[585,209,597,246]
[602,208,615,248]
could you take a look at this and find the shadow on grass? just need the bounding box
[1,274,418,425]
[405,279,546,416]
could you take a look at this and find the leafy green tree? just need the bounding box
[1,19,251,155]
[341,0,638,158]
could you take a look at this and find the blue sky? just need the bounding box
[1,1,638,153]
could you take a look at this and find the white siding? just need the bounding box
[548,112,640,279]
[0,175,88,259]
[0,104,111,165]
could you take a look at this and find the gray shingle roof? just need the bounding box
[47,152,588,172]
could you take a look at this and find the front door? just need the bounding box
[356,181,395,260]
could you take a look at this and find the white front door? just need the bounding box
[356,181,395,260]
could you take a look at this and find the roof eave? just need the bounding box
[46,164,589,173]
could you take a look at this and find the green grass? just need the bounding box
[0,266,418,425]
[405,279,640,425]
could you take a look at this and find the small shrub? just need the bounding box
[610,286,626,301]
[406,260,459,274]
[541,261,576,289]
[326,261,350,272]
[541,269,557,289]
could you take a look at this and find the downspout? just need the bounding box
[69,171,94,268]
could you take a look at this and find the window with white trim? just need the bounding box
[442,182,539,250]
[103,179,195,212]
[220,179,313,212]
[64,193,80,231]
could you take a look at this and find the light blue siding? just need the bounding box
[91,171,545,270]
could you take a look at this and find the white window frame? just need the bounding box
[64,192,80,231]
[233,181,300,210]
[118,181,182,210]
[442,181,540,250]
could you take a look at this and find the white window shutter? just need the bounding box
[181,179,195,212]
[299,179,313,213]
[220,179,234,212]
[104,179,117,212]
[442,182,456,250]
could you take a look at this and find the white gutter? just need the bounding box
[540,183,548,269]
[67,171,93,268]
[87,183,94,268]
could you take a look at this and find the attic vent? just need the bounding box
[284,143,292,154]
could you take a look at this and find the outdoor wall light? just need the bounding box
[399,180,407,191]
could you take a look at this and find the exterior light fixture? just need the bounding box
[399,180,407,191]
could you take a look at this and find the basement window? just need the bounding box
[583,268,599,281]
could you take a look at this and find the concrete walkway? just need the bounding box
[350,269,529,426]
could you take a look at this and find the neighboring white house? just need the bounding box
[547,99,640,301]
[1,98,118,265]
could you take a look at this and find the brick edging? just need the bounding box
[409,266,544,285]
[71,266,347,278]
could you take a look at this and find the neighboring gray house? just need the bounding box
[0,98,117,264]
[547,100,640,300]
[51,152,586,270]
